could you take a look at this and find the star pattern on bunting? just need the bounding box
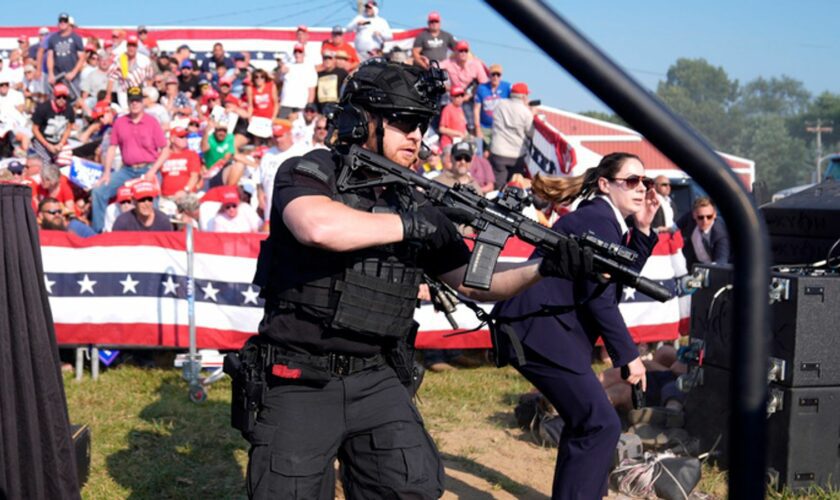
[162,275,180,296]
[241,285,259,305]
[623,287,636,301]
[120,274,140,294]
[77,274,97,294]
[201,282,220,302]
[44,275,56,294]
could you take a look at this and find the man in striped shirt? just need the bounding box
[106,34,153,111]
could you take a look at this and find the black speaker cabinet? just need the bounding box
[689,264,840,387]
[71,424,91,488]
[683,364,840,492]
[761,180,840,265]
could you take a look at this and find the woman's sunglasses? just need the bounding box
[609,175,654,190]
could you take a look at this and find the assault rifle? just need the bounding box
[338,144,673,302]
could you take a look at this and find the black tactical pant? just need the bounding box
[246,364,444,499]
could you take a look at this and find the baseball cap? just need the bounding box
[170,127,188,138]
[365,1,377,7]
[297,25,308,32]
[428,11,441,22]
[304,103,318,113]
[180,60,193,69]
[204,88,219,100]
[91,100,111,119]
[455,40,469,52]
[39,27,50,35]
[103,39,114,49]
[293,43,305,53]
[165,75,178,85]
[451,141,474,159]
[17,35,28,43]
[131,181,158,200]
[116,186,133,203]
[126,86,143,102]
[489,63,503,74]
[450,85,465,97]
[272,119,292,137]
[84,43,97,52]
[68,16,76,26]
[331,25,344,35]
[176,44,191,52]
[126,34,139,45]
[7,160,24,175]
[511,82,530,95]
[221,190,240,205]
[233,53,246,61]
[137,25,148,33]
[58,12,70,23]
[53,83,70,96]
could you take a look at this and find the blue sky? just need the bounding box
[5,0,838,114]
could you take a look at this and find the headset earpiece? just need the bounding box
[334,102,369,144]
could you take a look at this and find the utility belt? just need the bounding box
[223,336,388,438]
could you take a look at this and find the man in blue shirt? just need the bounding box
[473,63,511,154]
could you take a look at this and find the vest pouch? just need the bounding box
[331,262,422,338]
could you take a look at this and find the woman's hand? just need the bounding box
[634,187,660,234]
[624,356,647,391]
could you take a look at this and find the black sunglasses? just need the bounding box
[457,49,469,53]
[223,204,238,210]
[136,196,154,203]
[454,155,472,162]
[119,200,133,205]
[656,182,670,187]
[387,114,429,134]
[54,95,68,100]
[490,72,502,77]
[695,214,714,221]
[41,209,62,215]
[609,175,654,190]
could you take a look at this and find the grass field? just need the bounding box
[63,363,840,499]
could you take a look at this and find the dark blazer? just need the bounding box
[676,212,730,269]
[495,197,658,373]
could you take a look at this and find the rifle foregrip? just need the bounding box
[464,242,500,290]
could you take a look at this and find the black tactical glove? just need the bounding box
[400,206,474,242]
[538,238,594,280]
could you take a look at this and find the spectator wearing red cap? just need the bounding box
[30,82,75,162]
[201,42,234,80]
[78,100,115,160]
[79,50,111,117]
[79,44,99,82]
[278,44,317,119]
[440,39,488,134]
[102,185,135,232]
[207,189,261,233]
[91,85,169,232]
[346,1,393,62]
[438,85,469,151]
[46,12,85,89]
[315,50,348,112]
[159,127,201,199]
[321,26,360,71]
[105,33,153,111]
[412,11,458,69]
[256,119,309,224]
[489,82,534,190]
[112,181,174,231]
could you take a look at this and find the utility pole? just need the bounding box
[806,119,833,180]
[357,0,364,15]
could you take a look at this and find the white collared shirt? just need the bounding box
[597,194,629,237]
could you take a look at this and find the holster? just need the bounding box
[384,323,425,397]
[223,337,270,440]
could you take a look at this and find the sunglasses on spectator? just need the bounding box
[223,204,238,210]
[457,49,469,53]
[315,125,328,130]
[491,72,502,77]
[695,214,714,221]
[323,55,334,60]
[55,95,68,100]
[387,114,429,134]
[41,209,62,216]
[657,182,670,187]
[0,83,8,87]
[119,200,133,205]
[609,175,654,190]
[136,197,154,204]
[454,155,472,162]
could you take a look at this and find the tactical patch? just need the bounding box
[293,159,331,184]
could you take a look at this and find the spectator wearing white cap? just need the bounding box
[346,1,393,61]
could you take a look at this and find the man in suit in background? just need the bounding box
[677,196,730,269]
[651,175,677,230]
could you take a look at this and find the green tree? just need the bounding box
[732,115,810,194]
[791,91,840,153]
[736,76,811,118]
[656,58,742,150]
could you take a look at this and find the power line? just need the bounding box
[256,0,346,28]
[150,1,316,26]
[311,2,353,28]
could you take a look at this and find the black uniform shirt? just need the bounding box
[259,148,471,356]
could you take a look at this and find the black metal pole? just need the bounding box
[484,0,770,497]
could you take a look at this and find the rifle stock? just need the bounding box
[341,145,672,302]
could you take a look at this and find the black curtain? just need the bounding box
[0,184,80,499]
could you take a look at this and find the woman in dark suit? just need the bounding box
[495,152,660,499]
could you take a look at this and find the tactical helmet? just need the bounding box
[341,58,446,118]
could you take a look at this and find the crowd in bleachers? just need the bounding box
[0,4,547,236]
